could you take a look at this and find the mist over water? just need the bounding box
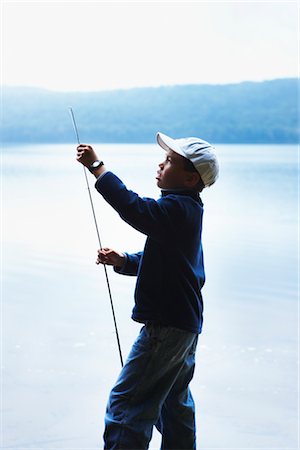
[2,143,298,448]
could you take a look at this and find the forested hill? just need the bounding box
[2,78,298,144]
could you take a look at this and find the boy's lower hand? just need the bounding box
[76,144,99,167]
[96,248,125,268]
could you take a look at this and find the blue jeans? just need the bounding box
[104,323,198,449]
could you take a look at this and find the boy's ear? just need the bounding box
[185,172,201,188]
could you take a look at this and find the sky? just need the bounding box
[1,1,299,92]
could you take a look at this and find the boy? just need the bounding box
[76,132,219,449]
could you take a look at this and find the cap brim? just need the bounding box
[156,132,185,158]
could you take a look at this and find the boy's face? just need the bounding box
[156,150,199,190]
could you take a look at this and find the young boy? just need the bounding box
[76,132,219,449]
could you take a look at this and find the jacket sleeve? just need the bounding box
[114,252,143,276]
[95,171,184,241]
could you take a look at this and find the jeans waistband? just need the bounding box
[145,320,164,327]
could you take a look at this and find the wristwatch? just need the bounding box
[89,160,104,173]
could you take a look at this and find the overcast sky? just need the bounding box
[1,1,298,92]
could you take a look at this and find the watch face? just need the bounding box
[90,160,103,171]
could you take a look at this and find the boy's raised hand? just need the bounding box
[76,144,99,167]
[96,248,125,268]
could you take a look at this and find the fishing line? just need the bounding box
[68,107,124,367]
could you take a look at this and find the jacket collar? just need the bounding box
[161,189,203,205]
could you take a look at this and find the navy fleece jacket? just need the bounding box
[95,171,205,334]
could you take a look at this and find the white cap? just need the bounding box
[156,132,219,187]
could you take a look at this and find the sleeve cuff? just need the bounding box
[95,170,109,184]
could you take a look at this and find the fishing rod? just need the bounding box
[68,107,124,367]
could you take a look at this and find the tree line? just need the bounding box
[2,78,298,144]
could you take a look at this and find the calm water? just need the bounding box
[2,143,299,448]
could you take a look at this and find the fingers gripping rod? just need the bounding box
[68,107,124,367]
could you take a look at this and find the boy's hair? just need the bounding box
[183,158,205,192]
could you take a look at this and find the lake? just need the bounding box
[2,143,298,449]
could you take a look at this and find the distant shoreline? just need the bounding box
[2,79,298,145]
[2,142,298,151]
